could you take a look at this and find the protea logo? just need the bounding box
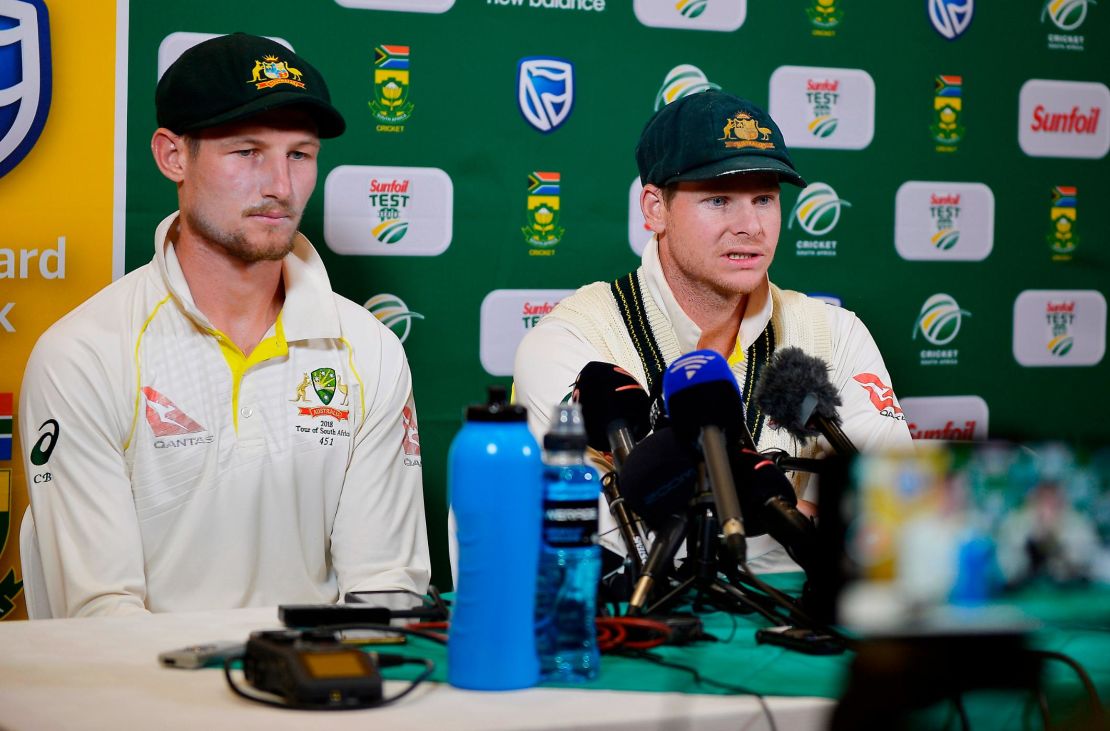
[914,294,970,345]
[364,293,424,343]
[676,0,709,18]
[929,0,974,40]
[789,182,851,236]
[1042,0,1092,30]
[654,64,720,110]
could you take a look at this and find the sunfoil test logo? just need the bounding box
[654,65,720,110]
[788,182,851,257]
[931,75,964,152]
[806,0,843,36]
[369,45,414,132]
[1048,186,1078,260]
[365,294,424,343]
[1014,290,1106,366]
[914,293,970,366]
[369,177,410,244]
[633,0,746,31]
[523,171,564,254]
[895,182,994,261]
[517,57,574,133]
[479,289,573,376]
[0,0,51,179]
[769,66,875,150]
[929,0,974,40]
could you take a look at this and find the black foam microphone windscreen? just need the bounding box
[573,362,652,454]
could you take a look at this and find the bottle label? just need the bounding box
[542,499,598,548]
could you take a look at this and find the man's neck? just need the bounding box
[666,271,747,357]
[171,222,286,357]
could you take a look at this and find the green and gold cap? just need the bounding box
[636,89,805,188]
[156,32,345,138]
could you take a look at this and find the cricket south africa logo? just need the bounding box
[368,177,410,244]
[806,0,843,36]
[654,64,720,110]
[292,369,350,420]
[931,75,964,152]
[365,293,424,343]
[789,182,850,256]
[676,0,709,18]
[1048,186,1078,259]
[369,45,413,131]
[517,56,574,133]
[247,54,305,90]
[0,0,52,179]
[523,171,565,254]
[915,293,970,366]
[929,0,974,40]
[1043,0,1094,50]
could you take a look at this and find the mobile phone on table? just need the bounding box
[159,640,245,669]
[754,626,845,655]
[343,588,448,623]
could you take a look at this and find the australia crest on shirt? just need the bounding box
[290,367,352,446]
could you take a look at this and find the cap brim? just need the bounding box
[667,155,806,188]
[176,93,346,139]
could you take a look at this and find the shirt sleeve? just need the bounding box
[825,306,915,454]
[19,329,150,618]
[329,328,431,598]
[512,317,607,444]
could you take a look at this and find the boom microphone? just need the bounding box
[663,350,751,563]
[753,347,858,456]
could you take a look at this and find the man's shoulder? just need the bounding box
[35,263,161,348]
[549,279,617,320]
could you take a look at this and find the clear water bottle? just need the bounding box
[447,386,542,690]
[535,403,601,682]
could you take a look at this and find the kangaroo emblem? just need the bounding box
[336,374,350,406]
[291,373,310,403]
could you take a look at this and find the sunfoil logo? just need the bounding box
[654,65,720,110]
[789,183,850,236]
[1042,0,1093,31]
[365,293,424,343]
[914,294,970,346]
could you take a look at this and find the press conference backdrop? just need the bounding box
[2,1,1108,615]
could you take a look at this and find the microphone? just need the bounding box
[753,347,858,456]
[662,350,750,564]
[729,449,818,573]
[573,362,652,569]
[573,362,652,470]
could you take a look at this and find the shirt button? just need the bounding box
[241,407,253,418]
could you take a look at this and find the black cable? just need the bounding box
[732,564,856,650]
[952,693,971,731]
[222,653,435,711]
[617,648,778,731]
[1027,649,1106,725]
[1034,688,1052,730]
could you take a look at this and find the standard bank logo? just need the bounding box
[900,395,989,440]
[480,289,573,376]
[518,57,574,133]
[929,0,974,40]
[365,294,424,343]
[0,0,51,179]
[789,182,850,256]
[1013,290,1106,366]
[894,181,994,261]
[1018,79,1109,159]
[333,0,454,12]
[633,0,746,31]
[654,65,720,110]
[769,66,874,150]
[323,165,453,256]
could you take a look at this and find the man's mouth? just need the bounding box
[726,252,757,260]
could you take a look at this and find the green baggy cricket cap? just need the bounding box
[156,32,346,138]
[636,89,805,188]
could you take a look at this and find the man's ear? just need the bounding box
[151,128,187,183]
[641,183,668,235]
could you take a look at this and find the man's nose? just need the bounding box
[260,156,293,201]
[728,202,761,238]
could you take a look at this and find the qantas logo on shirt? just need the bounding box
[852,373,906,421]
[142,387,205,436]
[401,403,421,466]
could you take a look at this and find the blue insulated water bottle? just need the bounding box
[447,386,543,690]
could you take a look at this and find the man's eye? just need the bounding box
[290,151,308,161]
[709,196,726,206]
[235,149,255,157]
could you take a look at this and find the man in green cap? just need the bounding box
[513,90,911,572]
[19,33,430,617]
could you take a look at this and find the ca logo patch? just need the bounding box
[0,0,52,179]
